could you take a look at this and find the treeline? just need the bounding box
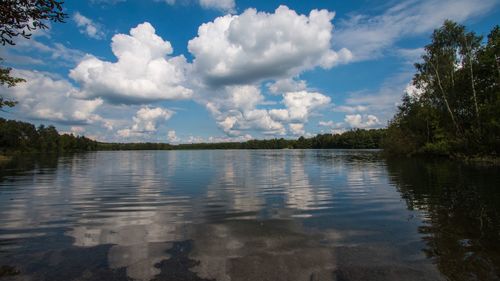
[0,118,98,153]
[384,21,500,157]
[98,142,173,150]
[98,129,386,150]
[1,117,386,152]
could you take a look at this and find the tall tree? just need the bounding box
[461,29,483,128]
[414,21,483,135]
[0,0,67,108]
[385,21,500,156]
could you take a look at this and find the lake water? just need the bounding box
[0,150,499,281]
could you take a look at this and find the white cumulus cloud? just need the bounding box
[282,91,331,122]
[205,85,286,136]
[267,78,307,95]
[70,22,193,104]
[1,70,104,125]
[188,5,352,87]
[167,130,179,143]
[319,113,381,133]
[289,123,305,136]
[344,114,380,129]
[117,107,173,137]
[204,88,331,136]
[73,12,105,39]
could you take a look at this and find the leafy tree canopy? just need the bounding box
[384,21,500,157]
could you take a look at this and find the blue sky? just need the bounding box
[1,0,499,143]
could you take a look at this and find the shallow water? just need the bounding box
[0,150,499,281]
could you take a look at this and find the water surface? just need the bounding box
[0,150,499,281]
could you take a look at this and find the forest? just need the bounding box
[0,118,98,153]
[0,117,385,152]
[98,128,386,150]
[383,21,500,157]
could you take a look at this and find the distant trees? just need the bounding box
[97,142,173,151]
[0,118,97,152]
[384,21,500,156]
[0,117,387,152]
[98,129,386,151]
[0,0,67,107]
[304,129,386,149]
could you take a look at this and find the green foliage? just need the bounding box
[384,21,500,157]
[0,118,97,153]
[0,0,66,46]
[0,59,24,108]
[418,141,451,156]
[0,60,24,86]
[0,96,18,108]
[97,142,173,151]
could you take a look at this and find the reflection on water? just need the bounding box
[386,158,500,281]
[0,150,499,280]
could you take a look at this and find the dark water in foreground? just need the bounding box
[0,150,499,281]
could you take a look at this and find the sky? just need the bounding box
[1,0,499,143]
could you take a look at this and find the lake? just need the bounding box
[0,150,499,281]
